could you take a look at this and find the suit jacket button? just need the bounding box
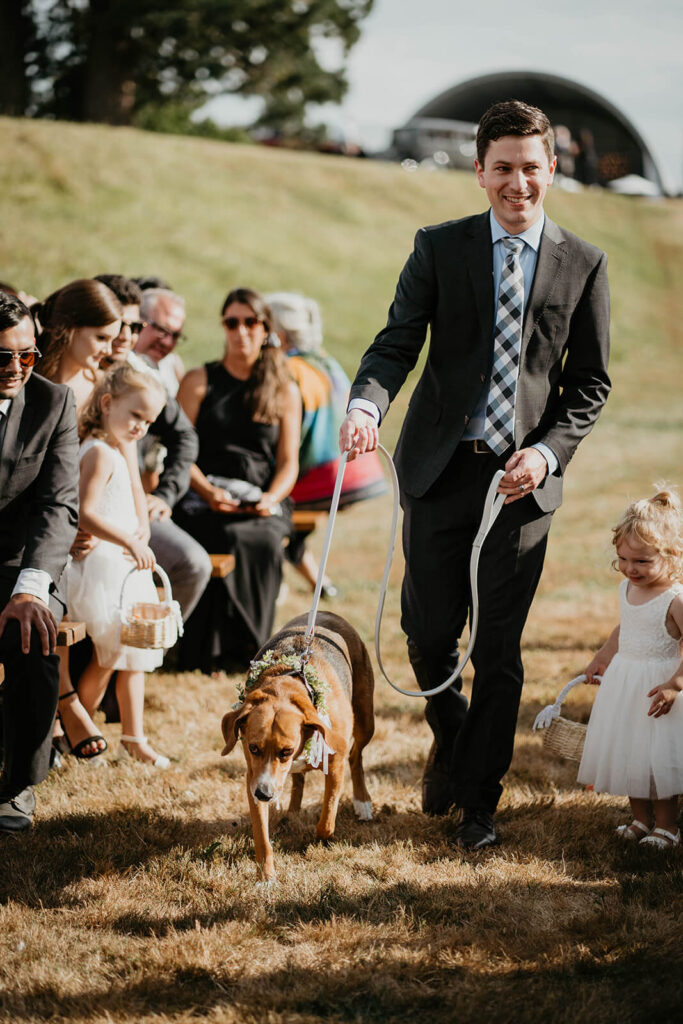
[464,414,470,425]
[480,373,485,382]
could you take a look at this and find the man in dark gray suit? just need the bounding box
[0,292,79,832]
[340,100,611,848]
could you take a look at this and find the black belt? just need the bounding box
[460,439,495,455]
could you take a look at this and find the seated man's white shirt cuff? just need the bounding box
[12,568,53,605]
[347,399,380,424]
[531,442,559,476]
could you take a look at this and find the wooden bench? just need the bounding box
[291,510,327,536]
[57,621,87,647]
[210,553,235,578]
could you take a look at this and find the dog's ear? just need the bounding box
[301,708,328,743]
[221,705,250,755]
[220,689,269,755]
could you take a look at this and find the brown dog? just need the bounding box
[221,612,374,880]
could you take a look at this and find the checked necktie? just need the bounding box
[483,236,525,455]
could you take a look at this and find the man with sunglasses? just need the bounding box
[0,292,79,832]
[135,289,186,398]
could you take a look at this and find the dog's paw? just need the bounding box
[255,876,278,891]
[353,799,373,821]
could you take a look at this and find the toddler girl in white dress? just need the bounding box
[578,488,683,848]
[67,364,169,766]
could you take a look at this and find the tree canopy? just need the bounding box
[1,0,374,134]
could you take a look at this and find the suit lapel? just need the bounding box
[0,385,31,504]
[521,217,567,358]
[464,214,494,345]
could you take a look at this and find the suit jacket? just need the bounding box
[349,212,611,512]
[0,372,79,597]
[148,395,198,509]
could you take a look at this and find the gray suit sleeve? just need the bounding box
[349,228,437,419]
[148,396,198,509]
[540,252,611,471]
[22,389,79,583]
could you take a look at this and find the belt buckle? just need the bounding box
[473,439,490,454]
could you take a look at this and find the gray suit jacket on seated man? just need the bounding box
[0,291,79,832]
[341,100,611,850]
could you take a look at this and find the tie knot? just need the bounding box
[502,236,524,257]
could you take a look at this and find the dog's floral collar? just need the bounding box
[236,651,329,715]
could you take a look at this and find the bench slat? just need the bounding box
[210,553,236,578]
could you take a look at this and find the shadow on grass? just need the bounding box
[1,943,681,1023]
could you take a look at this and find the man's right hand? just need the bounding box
[0,594,58,655]
[70,528,100,561]
[339,409,379,461]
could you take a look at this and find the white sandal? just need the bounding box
[639,827,681,849]
[117,735,170,770]
[615,819,651,841]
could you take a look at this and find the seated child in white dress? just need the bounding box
[577,488,683,848]
[67,364,169,766]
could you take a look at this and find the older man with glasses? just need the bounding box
[135,288,186,398]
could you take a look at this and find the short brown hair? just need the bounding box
[476,100,555,166]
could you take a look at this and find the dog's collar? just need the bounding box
[237,651,329,716]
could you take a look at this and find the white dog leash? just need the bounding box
[302,445,506,699]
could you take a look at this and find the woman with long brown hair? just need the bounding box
[33,279,124,759]
[175,287,301,671]
[34,279,122,413]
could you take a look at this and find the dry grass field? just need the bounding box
[1,119,682,1023]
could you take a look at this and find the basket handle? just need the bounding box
[118,563,173,614]
[532,673,601,732]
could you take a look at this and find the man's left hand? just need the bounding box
[0,594,58,655]
[146,494,172,522]
[498,448,548,504]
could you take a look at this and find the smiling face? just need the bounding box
[616,535,669,590]
[69,321,121,372]
[110,303,142,360]
[101,383,165,446]
[135,296,185,364]
[475,134,556,235]
[0,316,37,399]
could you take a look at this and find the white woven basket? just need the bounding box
[118,565,183,650]
[532,674,595,763]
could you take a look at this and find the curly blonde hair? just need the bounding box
[612,486,683,581]
[79,363,165,441]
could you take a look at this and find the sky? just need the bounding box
[204,0,683,193]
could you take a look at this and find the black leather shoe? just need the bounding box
[452,807,497,850]
[422,741,456,816]
[0,787,35,833]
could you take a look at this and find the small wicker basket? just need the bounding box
[119,565,183,650]
[532,674,595,762]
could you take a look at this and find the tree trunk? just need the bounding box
[0,2,30,115]
[82,0,136,124]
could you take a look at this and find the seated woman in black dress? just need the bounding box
[174,288,301,671]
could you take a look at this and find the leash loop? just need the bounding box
[302,443,506,699]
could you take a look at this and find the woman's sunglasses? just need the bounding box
[223,316,262,330]
[0,347,41,369]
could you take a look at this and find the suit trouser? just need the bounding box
[0,584,61,800]
[401,445,553,813]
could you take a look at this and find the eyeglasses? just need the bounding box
[0,347,41,369]
[146,319,185,343]
[118,320,145,336]
[223,316,262,330]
